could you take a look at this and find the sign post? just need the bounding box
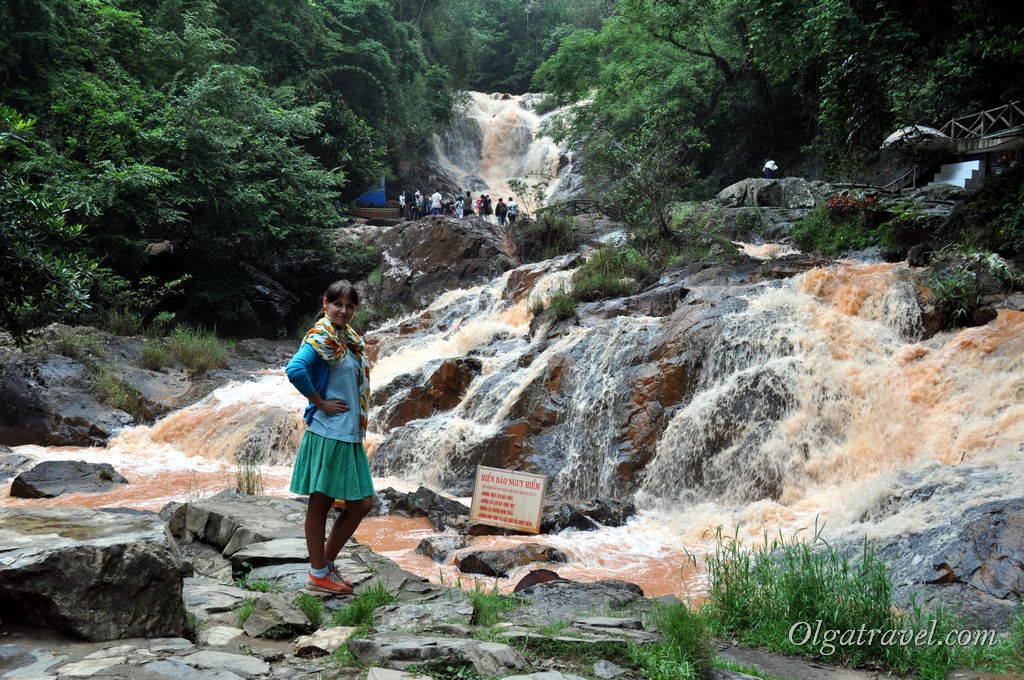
[470,465,547,534]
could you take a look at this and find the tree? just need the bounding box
[1,106,96,339]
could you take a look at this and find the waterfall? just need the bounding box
[429,92,580,212]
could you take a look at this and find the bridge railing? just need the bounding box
[940,101,1024,140]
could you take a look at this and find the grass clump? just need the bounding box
[234,458,266,495]
[531,286,577,323]
[232,562,280,592]
[694,524,1015,679]
[167,325,227,375]
[140,342,169,370]
[351,301,402,333]
[296,592,325,629]
[466,581,520,627]
[647,602,715,679]
[572,245,652,301]
[235,595,259,626]
[925,266,984,329]
[332,581,399,632]
[91,364,145,419]
[516,212,577,261]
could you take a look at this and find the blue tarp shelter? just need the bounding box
[356,179,386,206]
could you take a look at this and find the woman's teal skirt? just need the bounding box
[290,430,375,501]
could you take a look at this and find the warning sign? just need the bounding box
[470,465,547,534]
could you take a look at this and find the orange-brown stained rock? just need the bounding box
[379,358,482,431]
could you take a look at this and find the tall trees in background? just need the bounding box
[0,0,452,329]
[535,0,1024,200]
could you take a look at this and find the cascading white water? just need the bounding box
[430,92,578,212]
[6,254,1023,596]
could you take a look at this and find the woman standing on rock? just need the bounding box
[285,280,373,595]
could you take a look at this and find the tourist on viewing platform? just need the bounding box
[763,160,778,179]
[507,197,518,225]
[415,191,425,219]
[463,191,474,218]
[455,194,464,218]
[495,197,508,225]
[481,194,493,222]
[404,188,415,220]
[398,191,406,219]
[285,280,374,596]
[430,189,442,215]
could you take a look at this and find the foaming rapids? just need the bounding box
[638,263,1024,542]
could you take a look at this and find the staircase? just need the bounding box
[928,159,984,189]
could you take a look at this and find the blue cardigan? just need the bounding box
[286,343,330,425]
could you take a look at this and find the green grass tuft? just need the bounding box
[296,592,325,629]
[332,581,399,631]
[167,325,227,375]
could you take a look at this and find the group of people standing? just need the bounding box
[399,188,517,225]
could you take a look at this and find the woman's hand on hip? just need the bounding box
[312,394,349,415]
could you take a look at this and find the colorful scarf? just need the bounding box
[302,316,371,437]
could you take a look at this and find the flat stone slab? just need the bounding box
[199,626,245,647]
[183,578,251,618]
[230,537,309,570]
[366,669,433,680]
[348,632,527,676]
[179,650,271,677]
[502,674,589,680]
[0,648,67,678]
[143,658,245,680]
[573,616,643,630]
[293,627,359,657]
[54,657,125,677]
[372,599,475,632]
[510,579,645,628]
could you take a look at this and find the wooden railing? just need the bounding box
[940,101,1024,140]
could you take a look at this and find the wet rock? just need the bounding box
[0,346,133,446]
[294,627,359,657]
[862,496,1024,627]
[415,535,469,563]
[9,460,128,498]
[0,647,69,677]
[511,579,645,628]
[182,578,251,621]
[0,506,187,640]
[370,486,470,532]
[0,449,33,483]
[181,650,271,677]
[541,499,637,534]
[166,490,307,557]
[377,216,519,308]
[347,632,527,676]
[143,658,245,680]
[373,358,483,431]
[242,592,313,638]
[372,598,475,632]
[456,543,568,577]
[513,568,567,593]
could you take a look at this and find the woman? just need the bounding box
[286,280,374,594]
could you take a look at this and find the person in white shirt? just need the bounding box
[430,190,442,216]
[506,197,518,225]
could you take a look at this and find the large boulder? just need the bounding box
[370,486,471,532]
[376,216,519,307]
[713,178,831,210]
[0,507,187,640]
[456,544,568,577]
[10,460,128,498]
[165,490,308,557]
[0,346,133,446]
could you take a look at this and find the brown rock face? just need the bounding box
[377,216,519,307]
[375,358,483,431]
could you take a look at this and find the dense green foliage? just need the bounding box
[536,0,1024,190]
[1,106,97,338]
[0,0,449,333]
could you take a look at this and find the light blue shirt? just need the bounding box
[306,352,362,443]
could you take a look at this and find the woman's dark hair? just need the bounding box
[323,280,359,306]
